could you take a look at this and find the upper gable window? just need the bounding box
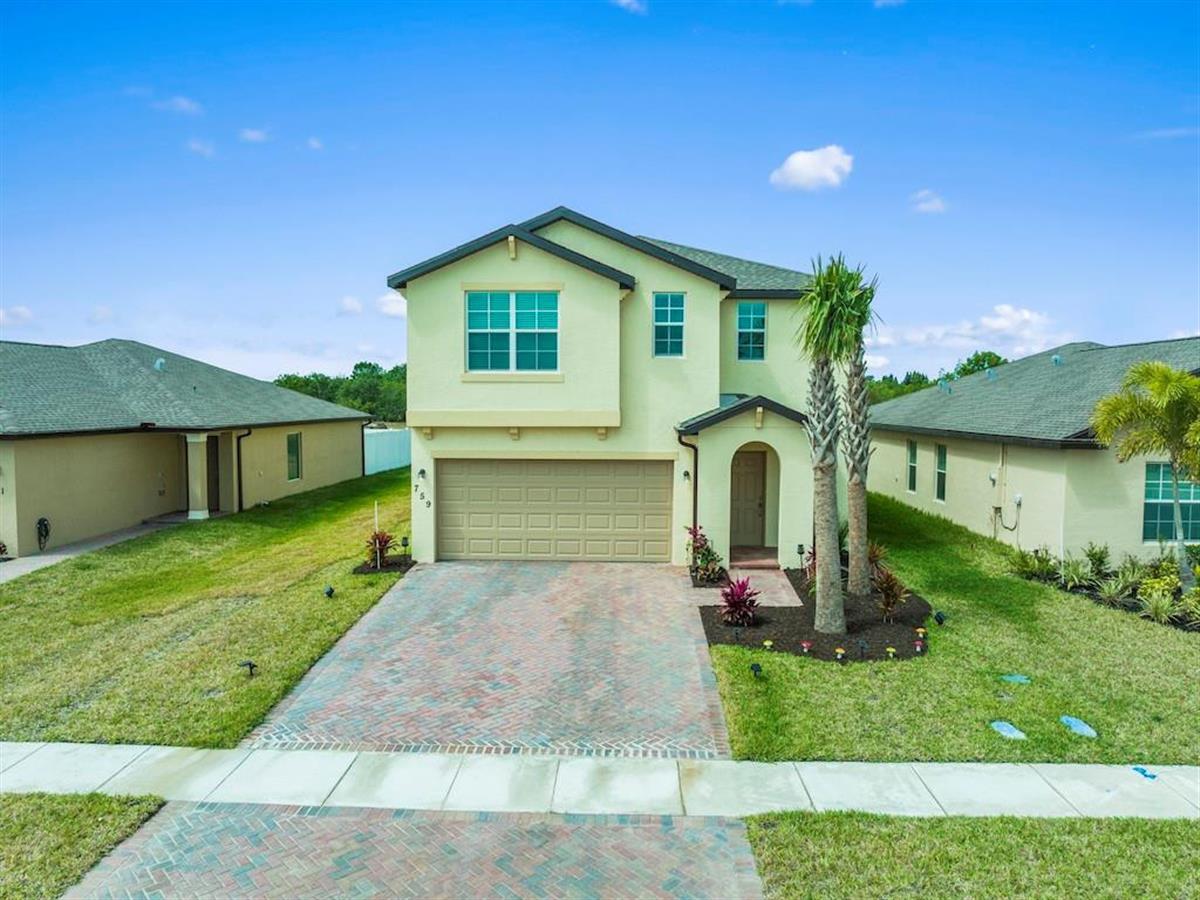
[736,301,766,361]
[466,291,558,371]
[653,293,685,357]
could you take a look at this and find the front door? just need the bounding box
[730,450,766,546]
[206,435,220,512]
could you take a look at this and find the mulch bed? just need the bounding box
[352,557,416,576]
[690,567,729,589]
[699,570,933,662]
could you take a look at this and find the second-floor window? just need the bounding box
[653,292,685,357]
[466,291,558,372]
[737,301,766,360]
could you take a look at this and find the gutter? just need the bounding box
[870,422,1102,450]
[235,429,252,512]
[676,432,699,532]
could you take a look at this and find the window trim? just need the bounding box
[464,290,560,373]
[906,440,918,493]
[1142,461,1200,543]
[935,443,947,502]
[286,431,303,482]
[736,300,767,362]
[652,292,686,358]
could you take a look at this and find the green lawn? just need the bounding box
[747,811,1198,899]
[713,493,1199,763]
[0,469,411,747]
[0,793,162,900]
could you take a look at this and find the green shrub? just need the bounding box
[1138,590,1180,626]
[1115,554,1149,585]
[1095,577,1128,607]
[1083,542,1111,579]
[1176,588,1200,631]
[1139,572,1181,600]
[1059,556,1095,592]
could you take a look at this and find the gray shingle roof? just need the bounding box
[0,339,369,437]
[639,237,813,294]
[869,337,1200,446]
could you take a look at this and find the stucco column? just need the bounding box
[184,433,210,520]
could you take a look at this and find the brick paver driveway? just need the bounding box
[249,562,731,758]
[69,804,762,899]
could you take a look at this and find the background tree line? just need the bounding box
[867,349,1007,405]
[275,362,407,422]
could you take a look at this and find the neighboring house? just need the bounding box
[869,337,1200,560]
[0,339,369,557]
[388,206,820,567]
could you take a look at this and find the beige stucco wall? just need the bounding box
[238,421,364,509]
[718,297,810,401]
[5,432,186,555]
[0,443,17,556]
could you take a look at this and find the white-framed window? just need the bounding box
[465,291,559,372]
[653,292,685,357]
[906,440,917,492]
[1144,462,1199,541]
[736,301,766,360]
[286,432,302,481]
[935,443,947,501]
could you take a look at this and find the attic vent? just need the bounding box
[985,368,998,381]
[937,379,953,394]
[1051,354,1063,367]
[153,358,167,371]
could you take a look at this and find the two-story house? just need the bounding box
[388,207,819,568]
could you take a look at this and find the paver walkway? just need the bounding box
[0,521,177,584]
[248,561,731,758]
[67,804,762,899]
[4,742,1197,820]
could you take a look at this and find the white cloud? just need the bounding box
[186,138,215,158]
[239,128,269,143]
[337,295,364,316]
[88,305,114,324]
[1168,327,1199,339]
[865,354,890,372]
[1132,127,1199,141]
[868,303,1073,376]
[0,305,33,328]
[377,292,407,319]
[612,0,647,12]
[769,145,853,191]
[910,188,947,214]
[306,136,324,151]
[874,0,906,6]
[153,95,203,115]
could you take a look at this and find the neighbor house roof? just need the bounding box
[386,206,810,296]
[869,337,1200,448]
[0,339,370,437]
[386,223,635,291]
[677,394,809,435]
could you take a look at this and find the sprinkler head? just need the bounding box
[324,585,335,598]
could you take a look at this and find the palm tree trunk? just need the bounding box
[1169,457,1196,590]
[809,356,845,634]
[842,340,872,597]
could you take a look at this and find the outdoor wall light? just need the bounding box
[418,468,427,479]
[682,470,690,481]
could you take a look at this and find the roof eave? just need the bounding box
[727,288,808,299]
[386,224,635,290]
[677,395,809,435]
[520,206,738,290]
[870,422,1103,450]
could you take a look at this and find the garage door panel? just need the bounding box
[438,459,672,561]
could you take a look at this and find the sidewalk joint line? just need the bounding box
[95,745,153,792]
[908,764,948,817]
[1028,764,1083,817]
[319,751,360,808]
[200,748,255,803]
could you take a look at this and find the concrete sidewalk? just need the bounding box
[3,742,1197,819]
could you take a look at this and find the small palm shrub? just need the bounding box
[1083,542,1111,580]
[1059,556,1095,592]
[1028,547,1059,581]
[1116,554,1149,585]
[365,530,394,568]
[720,576,761,626]
[1095,577,1129,608]
[873,566,910,623]
[685,525,725,584]
[1138,586,1179,626]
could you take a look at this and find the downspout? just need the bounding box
[677,432,699,531]
[235,429,252,512]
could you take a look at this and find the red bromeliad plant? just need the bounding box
[366,530,394,568]
[720,577,762,626]
[873,566,910,623]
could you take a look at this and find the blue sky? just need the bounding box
[2,0,1197,379]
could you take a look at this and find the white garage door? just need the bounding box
[436,459,673,561]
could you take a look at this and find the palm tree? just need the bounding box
[838,272,879,599]
[796,256,868,633]
[1092,360,1200,589]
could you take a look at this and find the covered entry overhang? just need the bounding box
[677,395,813,570]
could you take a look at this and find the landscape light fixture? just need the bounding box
[856,639,869,659]
[324,585,335,598]
[934,611,946,626]
[914,640,926,654]
[239,660,258,677]
[834,647,846,662]
[800,640,813,655]
[750,663,763,678]
[915,627,927,640]
[886,646,897,660]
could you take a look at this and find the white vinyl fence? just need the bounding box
[364,427,411,475]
